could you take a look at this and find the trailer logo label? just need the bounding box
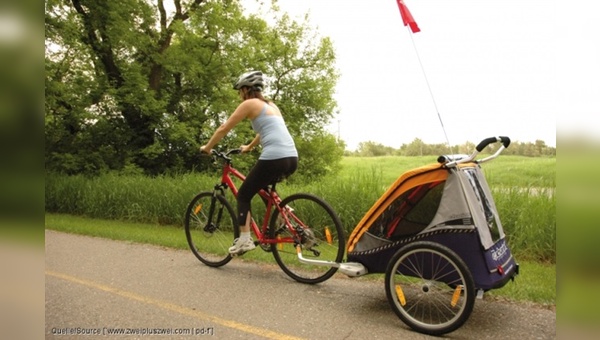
[491,242,508,261]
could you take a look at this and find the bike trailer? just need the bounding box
[346,157,518,291]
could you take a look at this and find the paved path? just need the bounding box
[45,230,555,339]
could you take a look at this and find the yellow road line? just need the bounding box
[46,270,306,340]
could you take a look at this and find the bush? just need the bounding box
[45,173,209,225]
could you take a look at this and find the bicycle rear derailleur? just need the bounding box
[295,226,320,256]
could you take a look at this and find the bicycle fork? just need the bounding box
[204,188,226,234]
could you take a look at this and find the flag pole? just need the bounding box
[396,0,451,147]
[405,28,451,147]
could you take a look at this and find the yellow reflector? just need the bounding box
[395,285,406,306]
[194,204,203,214]
[325,227,332,244]
[277,235,283,250]
[451,285,463,307]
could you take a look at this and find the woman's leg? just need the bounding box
[230,160,275,253]
[231,158,298,254]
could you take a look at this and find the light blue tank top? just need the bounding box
[251,103,298,160]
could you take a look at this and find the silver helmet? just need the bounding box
[233,71,264,90]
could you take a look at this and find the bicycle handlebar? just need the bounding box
[210,148,242,163]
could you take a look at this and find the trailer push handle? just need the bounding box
[442,136,511,167]
[476,136,511,152]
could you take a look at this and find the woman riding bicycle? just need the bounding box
[200,71,298,255]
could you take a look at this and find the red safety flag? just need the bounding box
[396,0,420,33]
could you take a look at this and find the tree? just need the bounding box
[356,141,395,157]
[45,0,342,176]
[457,141,476,155]
[294,133,345,181]
[401,138,428,156]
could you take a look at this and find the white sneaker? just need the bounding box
[229,238,256,255]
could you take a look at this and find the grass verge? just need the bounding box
[45,213,555,307]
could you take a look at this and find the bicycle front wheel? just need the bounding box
[185,192,238,267]
[384,241,475,335]
[270,193,345,284]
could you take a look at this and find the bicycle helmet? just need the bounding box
[233,71,264,91]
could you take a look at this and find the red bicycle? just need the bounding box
[184,149,345,284]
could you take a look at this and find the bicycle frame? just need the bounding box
[195,149,367,283]
[214,156,298,246]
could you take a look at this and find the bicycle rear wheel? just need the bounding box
[384,241,475,335]
[185,192,238,267]
[270,193,345,284]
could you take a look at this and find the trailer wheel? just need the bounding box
[384,241,475,335]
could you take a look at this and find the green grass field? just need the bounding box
[339,155,555,188]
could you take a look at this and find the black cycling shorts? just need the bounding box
[236,157,298,226]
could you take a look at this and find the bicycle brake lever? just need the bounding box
[207,149,219,164]
[228,148,242,155]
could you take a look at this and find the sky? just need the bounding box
[242,0,600,150]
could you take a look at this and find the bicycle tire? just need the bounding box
[185,192,238,267]
[269,193,345,284]
[384,241,475,335]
